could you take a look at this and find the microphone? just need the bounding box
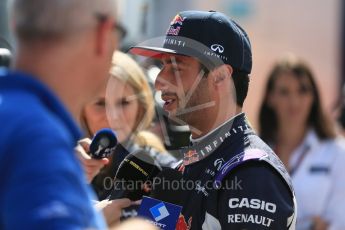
[89,128,118,159]
[109,149,162,201]
[0,48,11,67]
[138,168,185,230]
[89,129,132,201]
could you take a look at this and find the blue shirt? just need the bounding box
[0,69,106,229]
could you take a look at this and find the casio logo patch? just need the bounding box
[229,198,276,213]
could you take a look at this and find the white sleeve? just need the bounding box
[324,140,345,230]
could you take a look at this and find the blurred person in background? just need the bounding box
[259,53,345,230]
[335,85,345,136]
[77,51,176,200]
[0,0,131,229]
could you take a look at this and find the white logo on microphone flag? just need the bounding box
[150,202,170,222]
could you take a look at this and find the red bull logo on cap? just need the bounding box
[166,14,186,36]
[170,14,186,26]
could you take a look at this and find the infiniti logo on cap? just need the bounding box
[211,44,224,54]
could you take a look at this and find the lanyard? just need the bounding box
[289,145,311,176]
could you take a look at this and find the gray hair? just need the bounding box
[8,0,117,39]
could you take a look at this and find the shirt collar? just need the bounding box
[190,112,245,146]
[183,112,252,165]
[304,129,319,147]
[289,129,319,168]
[293,129,319,153]
[0,69,82,142]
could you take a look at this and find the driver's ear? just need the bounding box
[212,64,233,85]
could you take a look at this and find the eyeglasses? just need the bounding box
[95,13,127,40]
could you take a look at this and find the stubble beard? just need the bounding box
[173,82,215,132]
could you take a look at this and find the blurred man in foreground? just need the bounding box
[0,0,130,228]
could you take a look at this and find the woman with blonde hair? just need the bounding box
[80,51,176,199]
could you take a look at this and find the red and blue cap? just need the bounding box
[130,10,252,74]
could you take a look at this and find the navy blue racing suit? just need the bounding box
[175,113,296,230]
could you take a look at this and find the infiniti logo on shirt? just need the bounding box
[211,44,225,53]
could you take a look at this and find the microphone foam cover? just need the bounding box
[89,128,118,159]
